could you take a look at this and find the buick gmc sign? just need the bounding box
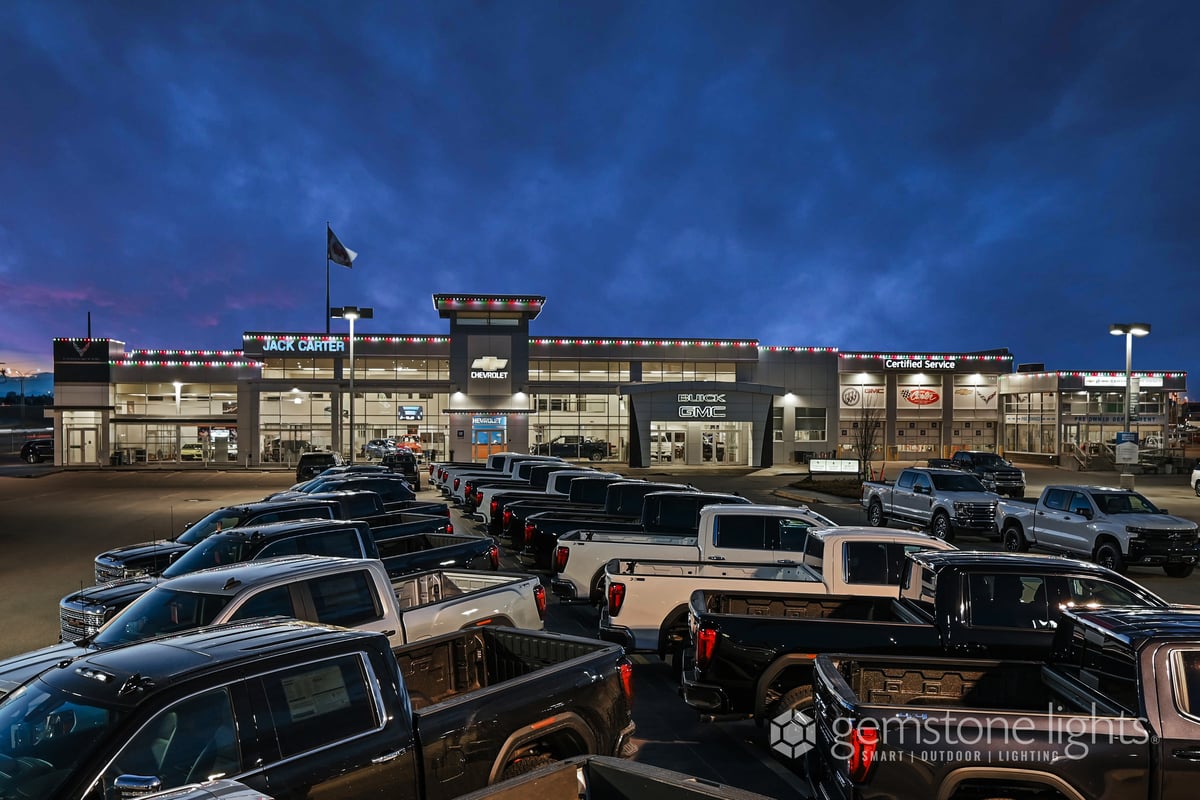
[677,392,726,419]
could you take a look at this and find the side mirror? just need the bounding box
[1159,508,1170,515]
[182,521,193,530]
[1079,508,1093,520]
[114,775,163,799]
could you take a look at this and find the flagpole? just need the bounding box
[325,222,331,335]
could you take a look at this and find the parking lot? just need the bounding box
[2,460,1199,798]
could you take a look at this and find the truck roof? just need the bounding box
[698,503,815,517]
[908,550,1122,576]
[37,620,377,709]
[806,526,939,543]
[147,554,371,595]
[1044,484,1139,494]
[211,517,367,541]
[901,467,962,477]
[1066,607,1200,647]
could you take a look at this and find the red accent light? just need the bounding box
[554,546,569,573]
[695,626,717,670]
[446,522,454,534]
[848,726,880,782]
[606,582,626,616]
[619,659,634,709]
[534,584,547,620]
[488,544,500,569]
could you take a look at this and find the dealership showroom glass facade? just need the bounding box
[45,294,1187,469]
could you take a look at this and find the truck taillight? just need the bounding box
[554,546,569,573]
[619,659,634,709]
[488,544,500,570]
[502,509,513,529]
[695,626,717,671]
[534,584,547,620]
[446,522,454,534]
[524,522,536,547]
[847,726,880,782]
[607,582,626,616]
[474,491,483,506]
[453,478,460,491]
[491,499,500,517]
[428,463,435,475]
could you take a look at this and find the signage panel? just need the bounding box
[466,335,514,396]
[259,335,346,353]
[883,358,957,371]
[897,386,942,409]
[953,387,998,411]
[677,392,726,419]
[1084,375,1161,388]
[840,385,885,409]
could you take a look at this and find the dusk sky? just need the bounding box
[3,2,1198,394]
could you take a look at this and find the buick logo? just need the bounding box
[842,388,861,406]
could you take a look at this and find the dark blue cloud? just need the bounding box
[1,1,1197,385]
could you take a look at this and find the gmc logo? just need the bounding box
[679,406,726,418]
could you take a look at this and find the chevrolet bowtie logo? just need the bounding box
[472,357,508,371]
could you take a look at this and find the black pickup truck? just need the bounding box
[681,550,1167,726]
[928,449,1026,498]
[460,461,598,516]
[518,482,698,568]
[0,620,636,800]
[62,517,492,640]
[492,475,630,543]
[91,491,448,584]
[809,606,1200,800]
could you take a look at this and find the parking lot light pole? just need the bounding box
[331,306,373,464]
[1110,323,1151,436]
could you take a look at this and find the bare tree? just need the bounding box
[848,395,886,481]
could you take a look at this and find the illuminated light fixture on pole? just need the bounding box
[331,306,374,463]
[1109,323,1150,435]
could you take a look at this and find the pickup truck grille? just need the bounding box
[60,603,107,641]
[94,562,130,584]
[1131,527,1198,543]
[955,502,998,527]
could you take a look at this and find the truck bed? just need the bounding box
[826,655,1072,711]
[393,570,525,609]
[396,627,614,708]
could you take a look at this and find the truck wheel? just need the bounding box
[930,512,955,543]
[1164,563,1195,578]
[1094,542,1127,574]
[589,450,603,462]
[1195,480,1200,498]
[867,501,886,527]
[767,686,815,724]
[500,754,555,779]
[1002,525,1030,553]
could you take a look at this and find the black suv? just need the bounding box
[381,449,421,490]
[20,438,53,464]
[295,451,344,481]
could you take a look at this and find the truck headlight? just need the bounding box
[1125,526,1141,538]
[953,501,968,514]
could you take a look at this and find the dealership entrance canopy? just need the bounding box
[43,294,1186,469]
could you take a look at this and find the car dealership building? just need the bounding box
[45,293,1187,470]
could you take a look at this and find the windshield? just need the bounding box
[1092,492,1160,515]
[931,473,987,492]
[92,589,232,648]
[973,454,1010,468]
[175,508,249,546]
[0,681,118,799]
[161,536,254,579]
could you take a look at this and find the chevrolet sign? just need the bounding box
[471,356,509,379]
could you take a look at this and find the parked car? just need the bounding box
[19,438,53,464]
[180,442,207,461]
[861,466,998,541]
[295,450,343,481]
[364,438,398,458]
[1192,458,1200,496]
[381,448,421,490]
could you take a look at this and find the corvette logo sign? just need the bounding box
[900,388,940,406]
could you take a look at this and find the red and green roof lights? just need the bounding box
[241,335,449,344]
[129,348,244,357]
[530,338,759,348]
[111,359,264,368]
[840,353,1014,361]
[1010,370,1186,379]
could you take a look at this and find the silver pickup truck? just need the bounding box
[860,466,998,542]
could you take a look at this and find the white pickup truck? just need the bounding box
[0,555,546,697]
[599,527,954,661]
[551,504,837,605]
[997,484,1200,576]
